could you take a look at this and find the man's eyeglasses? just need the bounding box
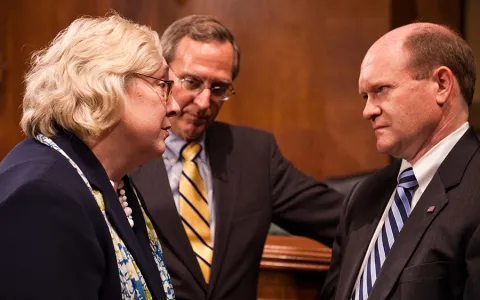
[170,68,235,101]
[134,73,174,104]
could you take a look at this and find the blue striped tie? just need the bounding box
[352,167,418,300]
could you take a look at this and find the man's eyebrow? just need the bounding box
[212,80,232,86]
[182,73,232,85]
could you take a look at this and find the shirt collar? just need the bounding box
[398,122,469,192]
[164,130,207,163]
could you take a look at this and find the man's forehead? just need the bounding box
[170,40,234,83]
[363,21,441,64]
[360,34,411,75]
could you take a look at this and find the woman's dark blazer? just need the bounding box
[0,133,167,300]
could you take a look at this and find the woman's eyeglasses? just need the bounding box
[134,73,174,104]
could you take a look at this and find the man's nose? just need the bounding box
[362,98,381,121]
[194,88,211,109]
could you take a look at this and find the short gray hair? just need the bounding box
[161,15,240,79]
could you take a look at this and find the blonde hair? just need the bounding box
[21,13,163,140]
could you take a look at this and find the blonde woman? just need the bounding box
[0,13,179,300]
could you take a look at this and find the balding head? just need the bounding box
[359,22,474,164]
[366,23,476,105]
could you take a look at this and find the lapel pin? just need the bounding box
[427,206,436,213]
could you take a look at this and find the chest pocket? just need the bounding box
[398,261,450,300]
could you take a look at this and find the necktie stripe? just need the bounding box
[182,164,206,196]
[399,174,415,183]
[179,179,210,214]
[369,249,377,289]
[399,197,410,221]
[179,193,210,228]
[181,143,201,161]
[366,256,373,290]
[353,168,418,299]
[400,169,414,177]
[192,160,200,169]
[180,141,213,283]
[369,255,378,287]
[361,269,367,299]
[391,201,405,230]
[397,188,411,206]
[408,189,414,198]
[388,210,401,237]
[181,171,208,203]
[180,203,211,235]
[192,242,214,261]
[384,215,395,246]
[181,216,214,250]
[395,192,410,219]
[374,236,382,274]
[400,181,417,189]
[195,252,212,267]
[380,226,389,259]
[196,257,211,282]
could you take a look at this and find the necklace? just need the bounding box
[111,180,134,227]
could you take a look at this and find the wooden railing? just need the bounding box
[258,235,332,300]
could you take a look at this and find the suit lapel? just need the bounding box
[204,123,239,296]
[336,164,399,300]
[369,174,448,300]
[53,134,167,300]
[130,157,208,291]
[369,128,480,299]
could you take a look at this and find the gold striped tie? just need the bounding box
[179,142,213,283]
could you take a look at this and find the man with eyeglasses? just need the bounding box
[131,15,343,300]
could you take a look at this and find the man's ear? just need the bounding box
[433,66,454,106]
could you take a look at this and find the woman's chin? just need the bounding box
[153,141,166,157]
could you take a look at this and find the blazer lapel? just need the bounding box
[102,182,167,300]
[336,164,399,300]
[369,128,480,300]
[204,123,239,296]
[130,157,208,291]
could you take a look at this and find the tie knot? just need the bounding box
[181,142,202,161]
[398,167,418,189]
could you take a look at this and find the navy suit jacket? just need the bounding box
[319,128,480,300]
[0,134,167,300]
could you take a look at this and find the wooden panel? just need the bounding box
[258,270,326,300]
[259,235,331,300]
[1,0,392,179]
[0,0,117,158]
[392,0,462,31]
[465,0,480,104]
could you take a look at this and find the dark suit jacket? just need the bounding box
[130,122,343,300]
[0,134,167,300]
[319,128,480,300]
